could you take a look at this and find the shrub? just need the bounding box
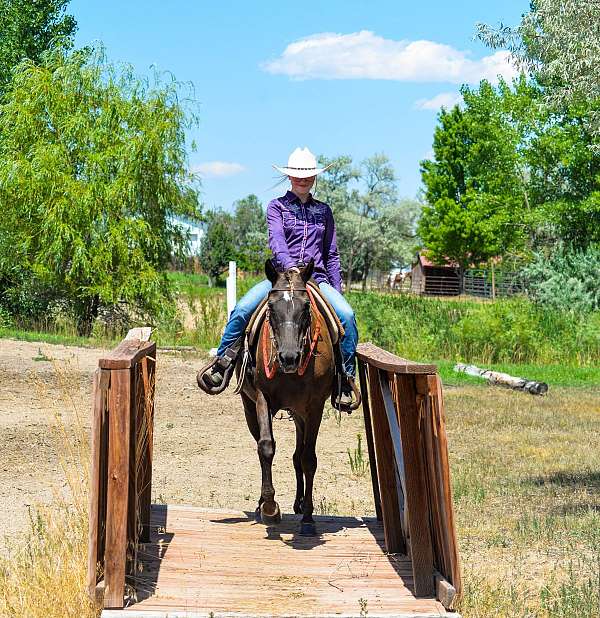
[521,244,600,313]
[348,291,600,366]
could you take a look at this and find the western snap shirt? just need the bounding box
[267,191,342,292]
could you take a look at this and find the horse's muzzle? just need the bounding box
[278,351,301,374]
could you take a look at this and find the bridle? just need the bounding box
[262,279,321,379]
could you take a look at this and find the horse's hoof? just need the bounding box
[299,521,317,536]
[254,506,262,523]
[293,499,304,515]
[260,501,281,525]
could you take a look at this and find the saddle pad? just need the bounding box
[246,280,343,347]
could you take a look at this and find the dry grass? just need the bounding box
[447,385,600,617]
[0,361,98,618]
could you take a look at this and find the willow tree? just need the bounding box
[0,45,200,333]
[477,1,600,140]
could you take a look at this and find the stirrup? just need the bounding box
[197,348,237,395]
[331,374,362,413]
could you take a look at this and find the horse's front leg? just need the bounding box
[256,390,281,524]
[293,417,305,515]
[299,407,323,536]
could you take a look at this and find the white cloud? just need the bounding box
[415,91,463,111]
[262,31,517,85]
[192,161,245,178]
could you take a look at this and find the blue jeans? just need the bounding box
[217,279,358,377]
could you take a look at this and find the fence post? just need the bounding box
[367,364,406,554]
[103,368,131,608]
[357,359,382,520]
[138,354,156,542]
[227,260,237,317]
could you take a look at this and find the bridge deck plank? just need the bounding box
[102,504,456,617]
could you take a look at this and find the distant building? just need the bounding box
[171,215,205,256]
[411,252,460,296]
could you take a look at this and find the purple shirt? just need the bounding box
[267,191,342,292]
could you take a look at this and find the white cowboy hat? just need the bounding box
[273,147,332,178]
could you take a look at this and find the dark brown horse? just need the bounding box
[237,259,334,536]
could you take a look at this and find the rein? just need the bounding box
[262,285,321,379]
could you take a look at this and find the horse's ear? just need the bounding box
[265,259,278,284]
[300,258,314,283]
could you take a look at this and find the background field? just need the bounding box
[1,335,598,617]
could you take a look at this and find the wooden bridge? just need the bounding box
[88,332,461,617]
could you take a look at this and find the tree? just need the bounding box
[230,194,269,272]
[0,45,200,333]
[419,79,527,274]
[0,0,77,96]
[318,154,419,288]
[477,1,600,140]
[199,210,235,286]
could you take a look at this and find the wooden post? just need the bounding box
[103,368,131,609]
[367,365,405,554]
[491,260,496,300]
[357,359,382,521]
[87,369,102,597]
[138,354,156,542]
[395,374,435,597]
[429,374,462,594]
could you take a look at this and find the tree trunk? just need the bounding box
[454,363,548,395]
[76,294,100,337]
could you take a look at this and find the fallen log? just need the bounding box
[454,363,548,395]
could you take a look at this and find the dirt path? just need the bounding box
[0,338,373,546]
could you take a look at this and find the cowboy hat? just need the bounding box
[273,147,332,178]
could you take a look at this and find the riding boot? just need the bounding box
[331,373,361,413]
[197,337,243,395]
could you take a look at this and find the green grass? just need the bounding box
[0,326,116,349]
[349,290,600,367]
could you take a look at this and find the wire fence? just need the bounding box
[354,268,527,300]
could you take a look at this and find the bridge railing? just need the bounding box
[87,328,156,609]
[356,342,462,606]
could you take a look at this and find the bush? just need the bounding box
[348,291,600,366]
[521,244,600,313]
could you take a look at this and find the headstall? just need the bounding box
[262,284,321,379]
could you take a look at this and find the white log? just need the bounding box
[454,363,548,395]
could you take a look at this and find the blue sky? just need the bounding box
[70,0,528,211]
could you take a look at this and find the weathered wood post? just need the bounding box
[87,329,157,609]
[356,342,461,607]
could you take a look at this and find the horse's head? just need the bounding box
[265,258,314,374]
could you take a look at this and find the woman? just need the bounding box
[199,147,358,410]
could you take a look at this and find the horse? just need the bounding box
[237,258,335,536]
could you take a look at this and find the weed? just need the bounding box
[315,496,339,515]
[358,597,368,617]
[347,434,370,478]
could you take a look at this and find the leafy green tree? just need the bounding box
[524,99,600,248]
[199,210,235,286]
[419,80,526,275]
[0,0,76,96]
[230,194,269,273]
[0,45,200,333]
[318,154,419,288]
[477,1,600,139]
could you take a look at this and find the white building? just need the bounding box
[171,215,205,255]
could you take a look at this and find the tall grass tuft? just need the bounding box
[349,292,600,366]
[0,362,98,618]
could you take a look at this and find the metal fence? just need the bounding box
[358,268,526,300]
[463,269,525,299]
